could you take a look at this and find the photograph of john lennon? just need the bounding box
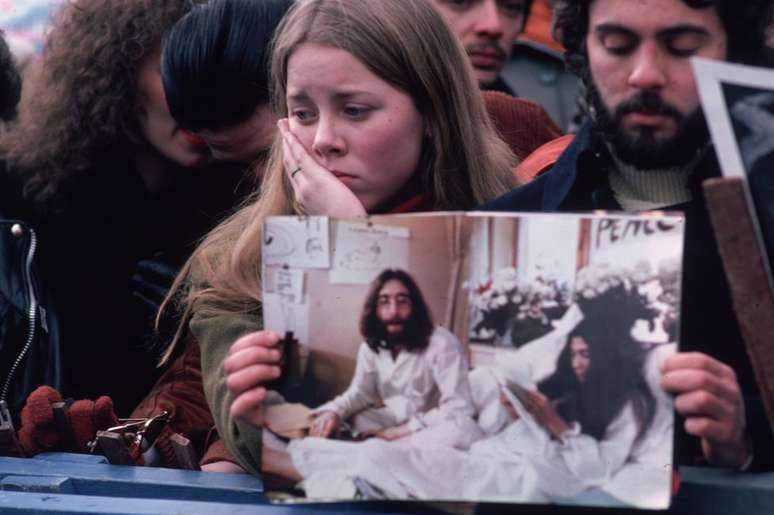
[261,212,684,509]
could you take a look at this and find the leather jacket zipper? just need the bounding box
[1,225,38,403]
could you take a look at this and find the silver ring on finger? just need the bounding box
[290,165,302,179]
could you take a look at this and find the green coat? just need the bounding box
[190,309,264,475]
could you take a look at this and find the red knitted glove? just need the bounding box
[18,386,119,455]
[18,386,63,453]
[69,397,120,450]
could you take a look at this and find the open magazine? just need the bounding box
[694,57,774,284]
[261,211,683,509]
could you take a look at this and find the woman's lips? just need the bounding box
[179,129,208,149]
[332,171,357,183]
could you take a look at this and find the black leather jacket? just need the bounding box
[0,157,252,417]
[0,216,61,425]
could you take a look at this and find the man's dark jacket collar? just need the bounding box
[539,122,596,210]
[482,122,721,213]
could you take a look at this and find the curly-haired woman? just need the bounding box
[0,0,250,416]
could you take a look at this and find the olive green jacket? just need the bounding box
[190,309,264,475]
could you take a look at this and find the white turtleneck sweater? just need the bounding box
[607,147,705,211]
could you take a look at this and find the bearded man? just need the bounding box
[308,269,478,446]
[483,0,774,471]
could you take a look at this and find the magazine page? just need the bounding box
[694,57,774,280]
[261,211,683,509]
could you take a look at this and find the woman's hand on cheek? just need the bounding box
[278,119,366,217]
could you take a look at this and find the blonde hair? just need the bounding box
[160,0,516,363]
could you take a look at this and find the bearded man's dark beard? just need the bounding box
[376,321,407,348]
[587,80,711,170]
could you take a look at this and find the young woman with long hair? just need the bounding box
[161,0,519,476]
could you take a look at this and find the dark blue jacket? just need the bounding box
[482,122,774,470]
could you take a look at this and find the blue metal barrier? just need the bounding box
[0,454,264,504]
[1,453,773,514]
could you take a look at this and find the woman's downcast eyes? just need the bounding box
[289,105,374,123]
[342,105,372,119]
[290,108,314,122]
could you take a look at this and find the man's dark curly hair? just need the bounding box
[554,0,774,79]
[0,0,198,211]
[0,31,21,122]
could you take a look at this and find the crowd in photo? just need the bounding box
[1,0,774,507]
